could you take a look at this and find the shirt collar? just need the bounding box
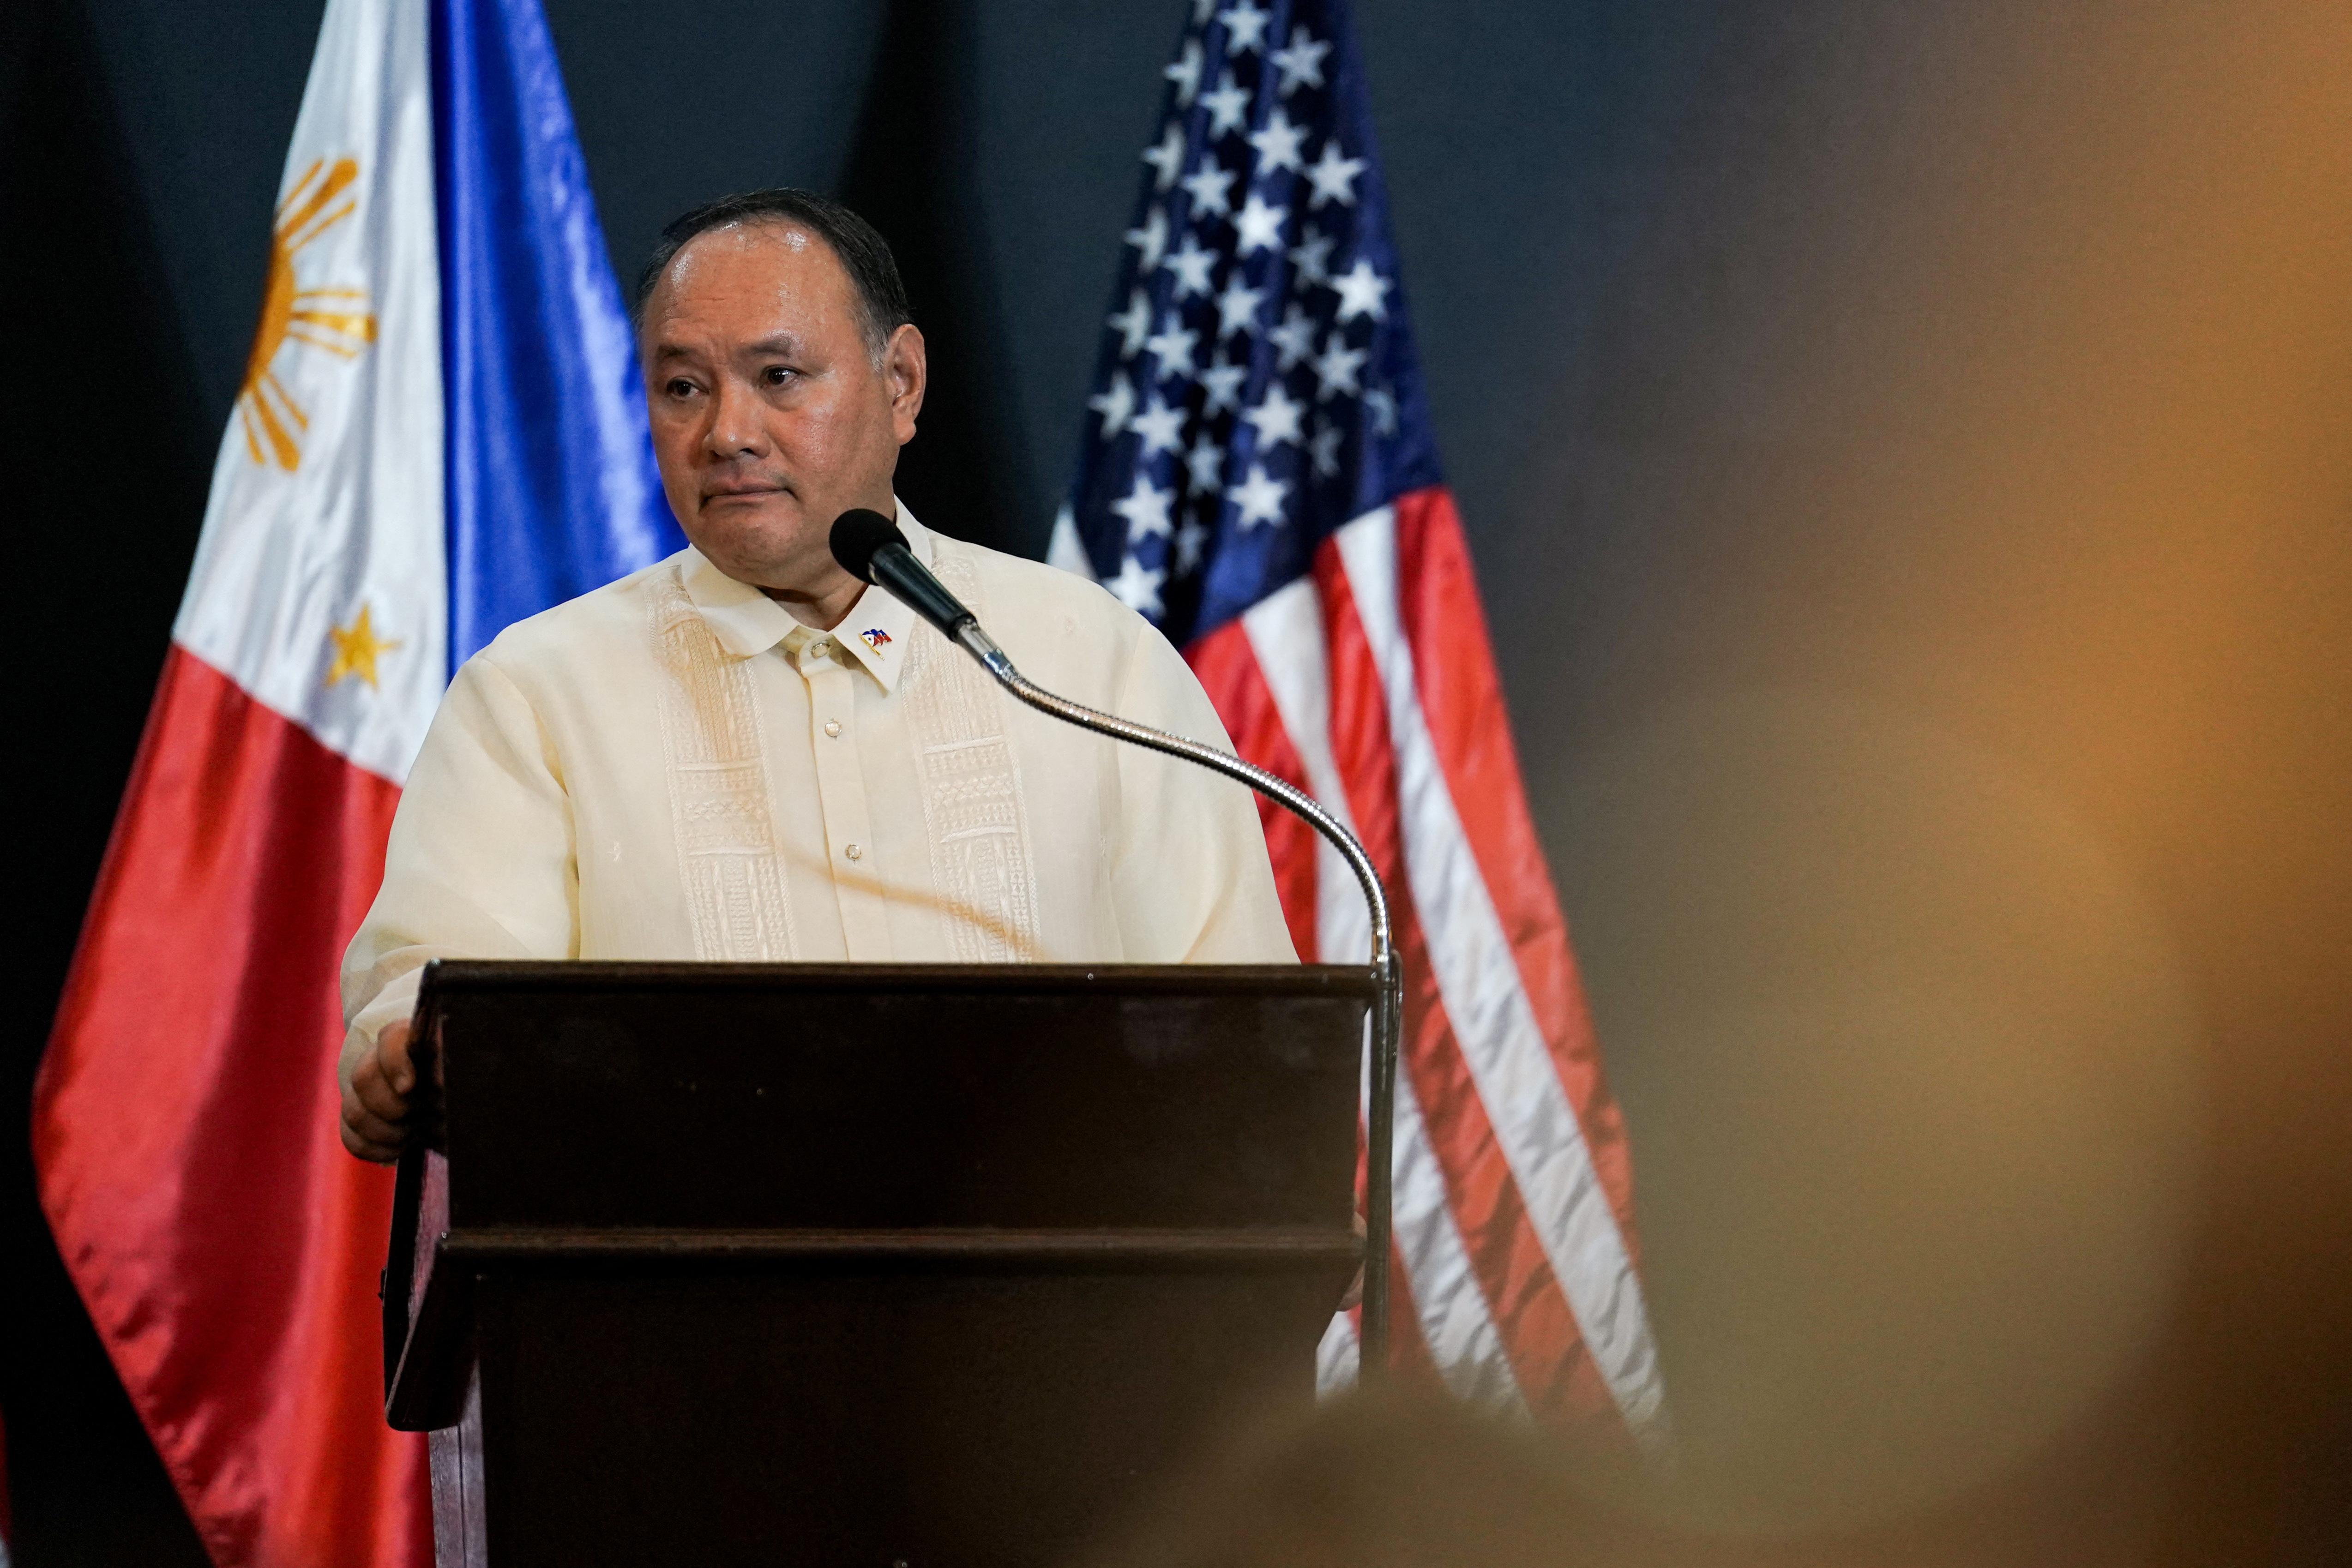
[679,498,933,694]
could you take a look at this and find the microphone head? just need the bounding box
[829,508,906,585]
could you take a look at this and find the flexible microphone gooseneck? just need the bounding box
[830,507,1403,1376]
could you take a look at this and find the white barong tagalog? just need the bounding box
[340,505,1298,1087]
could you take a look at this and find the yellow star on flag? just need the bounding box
[325,604,402,689]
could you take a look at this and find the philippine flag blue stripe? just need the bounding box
[431,0,684,670]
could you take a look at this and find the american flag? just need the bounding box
[1049,0,1667,1436]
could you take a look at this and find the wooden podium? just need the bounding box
[382,960,1372,1568]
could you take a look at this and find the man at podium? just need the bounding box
[339,189,1294,1163]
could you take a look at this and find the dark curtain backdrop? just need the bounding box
[4,2,2348,1564]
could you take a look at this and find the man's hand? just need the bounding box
[341,1018,434,1163]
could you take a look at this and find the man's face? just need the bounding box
[640,221,924,604]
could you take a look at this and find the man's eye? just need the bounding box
[666,379,698,399]
[762,366,796,386]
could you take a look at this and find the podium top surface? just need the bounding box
[417,958,1380,1000]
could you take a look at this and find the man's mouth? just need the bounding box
[702,482,789,504]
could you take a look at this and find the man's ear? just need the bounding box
[885,322,927,445]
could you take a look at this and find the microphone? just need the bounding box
[828,507,1404,1379]
[830,509,978,646]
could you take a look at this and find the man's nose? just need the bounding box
[704,378,770,460]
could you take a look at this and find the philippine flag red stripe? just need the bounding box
[36,649,430,1566]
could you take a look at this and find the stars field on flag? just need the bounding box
[1060,0,1440,641]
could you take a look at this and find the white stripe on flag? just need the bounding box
[1242,576,1527,1412]
[1047,504,1097,581]
[1333,509,1669,1441]
[1317,1310,1361,1394]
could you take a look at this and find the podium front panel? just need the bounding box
[429,961,1369,1233]
[388,961,1374,1567]
[468,1262,1344,1566]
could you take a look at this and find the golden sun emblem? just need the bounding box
[238,157,377,471]
[325,604,403,689]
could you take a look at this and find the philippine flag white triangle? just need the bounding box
[179,0,446,783]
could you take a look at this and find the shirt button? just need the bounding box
[824,720,842,738]
[844,843,863,861]
[810,640,831,659]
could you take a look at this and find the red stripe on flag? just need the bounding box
[1388,486,1641,1257]
[1311,542,1606,1409]
[1186,620,1319,967]
[34,645,431,1568]
[1193,619,1445,1375]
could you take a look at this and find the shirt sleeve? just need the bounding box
[1105,619,1301,964]
[337,652,580,1092]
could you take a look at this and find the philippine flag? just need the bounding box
[31,0,679,1559]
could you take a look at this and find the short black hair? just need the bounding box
[633,188,911,354]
